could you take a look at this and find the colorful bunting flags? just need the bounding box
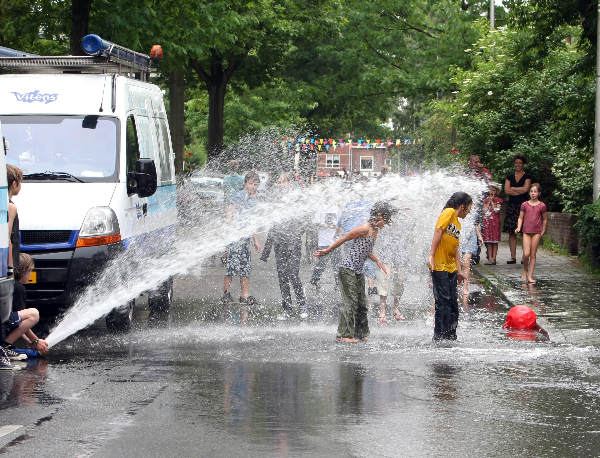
[278,137,423,150]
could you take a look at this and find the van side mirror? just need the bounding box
[135,159,157,198]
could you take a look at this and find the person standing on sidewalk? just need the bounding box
[314,202,394,343]
[503,155,532,264]
[482,183,503,264]
[515,183,547,284]
[428,192,472,341]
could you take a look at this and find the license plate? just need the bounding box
[27,271,37,284]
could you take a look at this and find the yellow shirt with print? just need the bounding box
[433,207,461,272]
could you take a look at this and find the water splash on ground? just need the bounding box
[46,133,486,347]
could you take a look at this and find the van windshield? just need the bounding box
[0,115,119,182]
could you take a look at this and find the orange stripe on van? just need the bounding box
[76,233,121,248]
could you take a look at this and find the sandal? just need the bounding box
[393,309,405,321]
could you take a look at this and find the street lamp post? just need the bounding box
[595,0,600,201]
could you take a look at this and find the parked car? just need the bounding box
[190,175,224,209]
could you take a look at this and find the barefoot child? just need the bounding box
[515,183,547,284]
[375,217,411,324]
[314,201,395,342]
[428,192,472,341]
[482,183,503,264]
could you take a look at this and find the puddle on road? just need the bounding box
[3,282,600,456]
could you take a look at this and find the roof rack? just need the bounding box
[0,34,157,81]
[0,45,38,58]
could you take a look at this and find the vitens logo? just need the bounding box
[11,90,58,104]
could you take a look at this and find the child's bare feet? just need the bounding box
[336,336,359,343]
[393,308,405,321]
[521,273,527,282]
[528,278,536,284]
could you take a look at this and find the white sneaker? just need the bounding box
[276,312,290,321]
[2,346,27,361]
[299,312,308,320]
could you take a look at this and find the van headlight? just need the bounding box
[76,207,121,247]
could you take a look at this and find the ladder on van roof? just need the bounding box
[0,35,160,82]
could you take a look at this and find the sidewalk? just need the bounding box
[472,235,599,310]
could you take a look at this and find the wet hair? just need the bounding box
[229,160,239,171]
[15,253,34,281]
[513,154,527,165]
[443,192,473,210]
[369,201,397,225]
[244,171,260,184]
[530,182,542,195]
[6,164,23,189]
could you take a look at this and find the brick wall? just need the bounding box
[546,212,580,255]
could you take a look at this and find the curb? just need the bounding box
[471,264,515,308]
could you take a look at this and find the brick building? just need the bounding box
[316,145,391,177]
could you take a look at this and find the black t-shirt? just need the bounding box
[12,281,26,312]
[9,200,19,270]
[506,172,531,205]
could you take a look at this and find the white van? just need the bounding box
[0,38,176,330]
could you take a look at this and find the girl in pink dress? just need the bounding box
[515,183,547,284]
[482,183,503,264]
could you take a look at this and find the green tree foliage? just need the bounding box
[421,24,594,211]
[506,0,597,70]
[0,0,69,53]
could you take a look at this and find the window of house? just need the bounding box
[326,154,340,168]
[360,156,373,171]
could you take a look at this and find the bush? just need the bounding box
[552,147,594,213]
[574,198,600,266]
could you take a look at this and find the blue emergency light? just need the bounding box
[0,45,38,57]
[81,34,153,70]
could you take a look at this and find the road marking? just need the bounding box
[0,425,22,438]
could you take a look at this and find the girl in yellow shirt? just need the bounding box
[428,192,472,341]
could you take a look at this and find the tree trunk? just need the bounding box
[168,71,185,174]
[206,77,226,158]
[70,0,93,55]
[191,53,246,159]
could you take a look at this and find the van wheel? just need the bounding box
[106,300,134,333]
[148,277,173,325]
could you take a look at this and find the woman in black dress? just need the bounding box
[503,155,532,263]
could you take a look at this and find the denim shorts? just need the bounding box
[5,311,21,331]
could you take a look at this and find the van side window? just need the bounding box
[126,115,140,195]
[157,119,174,185]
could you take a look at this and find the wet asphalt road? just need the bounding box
[1,254,600,457]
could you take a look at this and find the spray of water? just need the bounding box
[46,131,486,347]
